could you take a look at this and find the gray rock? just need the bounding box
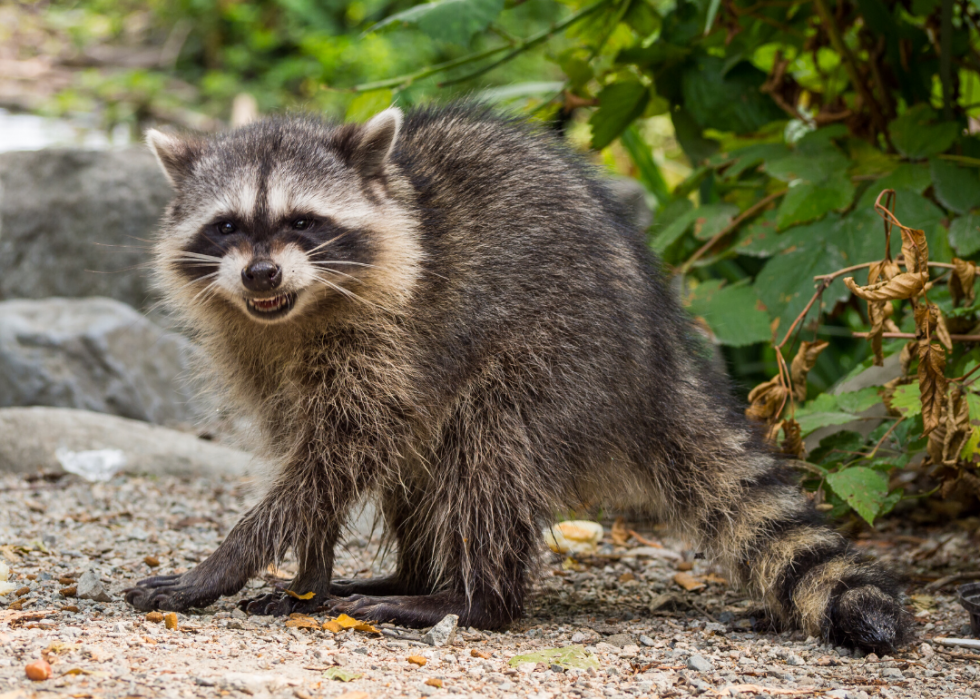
[422,613,459,647]
[638,635,655,647]
[0,406,256,477]
[0,149,171,313]
[880,667,904,679]
[826,690,849,699]
[604,633,632,648]
[0,298,199,426]
[686,655,713,673]
[76,569,111,602]
[785,653,806,666]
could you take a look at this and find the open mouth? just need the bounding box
[245,292,297,320]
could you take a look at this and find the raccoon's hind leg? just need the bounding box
[669,445,909,653]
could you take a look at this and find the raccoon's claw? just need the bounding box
[237,592,321,616]
[825,585,912,654]
[325,591,481,628]
[124,574,221,612]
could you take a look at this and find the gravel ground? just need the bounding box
[1,471,979,699]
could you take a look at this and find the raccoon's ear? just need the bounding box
[354,107,403,178]
[145,129,202,187]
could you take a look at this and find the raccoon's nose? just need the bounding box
[242,260,282,292]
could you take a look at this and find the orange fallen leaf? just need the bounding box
[424,678,443,688]
[285,589,315,600]
[164,612,178,630]
[470,649,492,659]
[673,572,706,592]
[323,620,344,633]
[703,573,728,585]
[146,612,164,623]
[628,530,662,548]
[676,561,694,572]
[285,616,320,629]
[407,655,427,667]
[334,613,379,634]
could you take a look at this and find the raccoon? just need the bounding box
[125,104,909,652]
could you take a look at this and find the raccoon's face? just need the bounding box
[147,108,420,325]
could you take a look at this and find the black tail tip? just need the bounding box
[826,585,912,654]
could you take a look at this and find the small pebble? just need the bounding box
[25,660,52,681]
[687,654,713,673]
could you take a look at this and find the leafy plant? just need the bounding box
[358,0,980,524]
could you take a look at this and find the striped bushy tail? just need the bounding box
[683,448,910,653]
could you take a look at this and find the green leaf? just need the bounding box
[681,56,784,134]
[346,90,393,123]
[323,668,362,682]
[672,108,720,163]
[650,200,696,252]
[825,467,890,526]
[510,645,599,670]
[930,158,980,214]
[835,387,882,414]
[888,104,960,160]
[620,125,669,203]
[966,391,980,421]
[873,163,932,195]
[369,0,504,45]
[755,246,823,333]
[776,179,855,230]
[722,143,791,180]
[949,213,980,256]
[704,0,722,33]
[624,0,662,37]
[692,203,739,240]
[557,48,593,88]
[891,383,922,417]
[686,280,772,347]
[737,212,836,258]
[765,149,850,184]
[797,412,860,436]
[590,80,650,150]
[797,393,839,416]
[809,431,864,465]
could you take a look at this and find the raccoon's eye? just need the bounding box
[291,218,314,231]
[215,221,237,235]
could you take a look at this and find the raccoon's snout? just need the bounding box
[242,260,282,292]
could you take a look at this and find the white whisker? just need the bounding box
[307,231,352,256]
[310,274,392,315]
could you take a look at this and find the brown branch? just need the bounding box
[776,280,830,350]
[680,189,788,274]
[852,331,980,342]
[813,260,956,280]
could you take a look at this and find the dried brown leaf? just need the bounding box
[790,341,829,401]
[746,377,788,424]
[917,343,947,435]
[914,303,953,350]
[869,259,901,284]
[941,388,971,465]
[951,258,977,307]
[900,226,929,274]
[844,272,925,302]
[673,572,706,591]
[610,517,630,546]
[780,419,804,459]
[899,341,916,376]
[323,620,344,633]
[285,616,320,629]
[868,301,887,366]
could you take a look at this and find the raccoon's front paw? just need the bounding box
[825,585,912,654]
[238,592,321,617]
[124,574,221,612]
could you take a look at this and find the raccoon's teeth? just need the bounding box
[248,294,289,312]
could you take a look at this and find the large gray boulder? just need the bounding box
[0,407,255,478]
[0,297,200,426]
[0,148,170,311]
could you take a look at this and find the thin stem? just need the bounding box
[436,0,612,88]
[679,188,788,274]
[865,417,905,461]
[776,280,830,350]
[852,331,980,341]
[813,259,956,281]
